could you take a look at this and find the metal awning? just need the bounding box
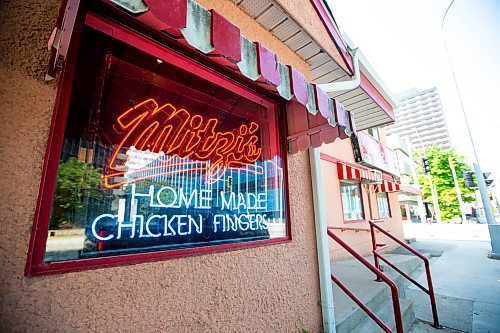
[337,161,383,183]
[230,0,396,130]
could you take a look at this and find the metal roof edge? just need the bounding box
[342,33,398,110]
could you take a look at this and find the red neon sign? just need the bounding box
[103,99,263,188]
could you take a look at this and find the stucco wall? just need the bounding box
[0,1,323,332]
[320,137,404,261]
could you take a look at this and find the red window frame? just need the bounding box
[25,9,291,277]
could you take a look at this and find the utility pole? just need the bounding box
[448,156,467,223]
[442,0,495,225]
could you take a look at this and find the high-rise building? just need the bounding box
[385,87,451,149]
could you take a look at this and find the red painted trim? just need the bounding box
[308,0,353,74]
[29,238,292,277]
[320,152,372,172]
[26,10,291,276]
[25,5,86,276]
[359,72,395,121]
[210,9,241,63]
[142,0,187,29]
[320,152,338,164]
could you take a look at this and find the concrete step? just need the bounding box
[351,298,415,333]
[380,254,429,282]
[332,253,424,333]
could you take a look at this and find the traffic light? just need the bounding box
[483,173,494,187]
[464,171,476,188]
[422,157,431,174]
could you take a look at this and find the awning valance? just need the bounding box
[337,162,382,183]
[51,0,399,157]
[376,180,401,193]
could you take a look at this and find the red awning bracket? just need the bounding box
[46,0,81,81]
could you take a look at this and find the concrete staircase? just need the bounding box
[331,254,428,333]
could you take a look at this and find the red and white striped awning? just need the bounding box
[376,180,401,192]
[337,162,382,183]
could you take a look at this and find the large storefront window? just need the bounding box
[29,21,288,274]
[340,181,364,221]
[377,193,391,219]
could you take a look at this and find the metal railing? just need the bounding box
[369,220,441,328]
[327,227,404,333]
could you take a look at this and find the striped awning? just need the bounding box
[376,180,401,193]
[337,162,382,183]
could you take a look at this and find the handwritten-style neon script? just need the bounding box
[103,99,263,188]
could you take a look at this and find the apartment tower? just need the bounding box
[385,87,451,149]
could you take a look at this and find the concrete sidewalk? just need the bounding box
[404,224,500,333]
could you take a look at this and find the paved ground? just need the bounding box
[404,223,500,333]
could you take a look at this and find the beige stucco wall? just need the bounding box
[0,1,324,332]
[320,137,404,261]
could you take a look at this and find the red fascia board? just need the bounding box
[309,0,353,74]
[359,72,395,121]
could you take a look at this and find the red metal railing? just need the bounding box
[327,228,404,333]
[369,220,441,328]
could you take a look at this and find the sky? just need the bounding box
[328,0,500,181]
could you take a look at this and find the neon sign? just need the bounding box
[103,99,263,188]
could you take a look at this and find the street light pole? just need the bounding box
[441,0,495,225]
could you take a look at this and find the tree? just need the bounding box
[414,145,475,221]
[50,157,107,228]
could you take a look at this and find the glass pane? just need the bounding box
[377,193,390,218]
[340,181,363,221]
[43,27,286,262]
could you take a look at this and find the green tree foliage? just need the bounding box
[414,145,475,221]
[50,157,106,229]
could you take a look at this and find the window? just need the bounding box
[26,16,289,276]
[367,127,380,140]
[377,193,391,218]
[340,181,364,221]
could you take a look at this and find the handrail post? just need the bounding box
[370,223,382,281]
[327,229,404,333]
[425,261,441,328]
[369,220,441,329]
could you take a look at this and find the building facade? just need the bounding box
[387,135,427,223]
[0,0,404,331]
[386,87,452,149]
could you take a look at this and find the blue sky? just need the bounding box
[329,0,500,180]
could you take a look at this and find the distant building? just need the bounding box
[385,87,451,149]
[387,135,427,223]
